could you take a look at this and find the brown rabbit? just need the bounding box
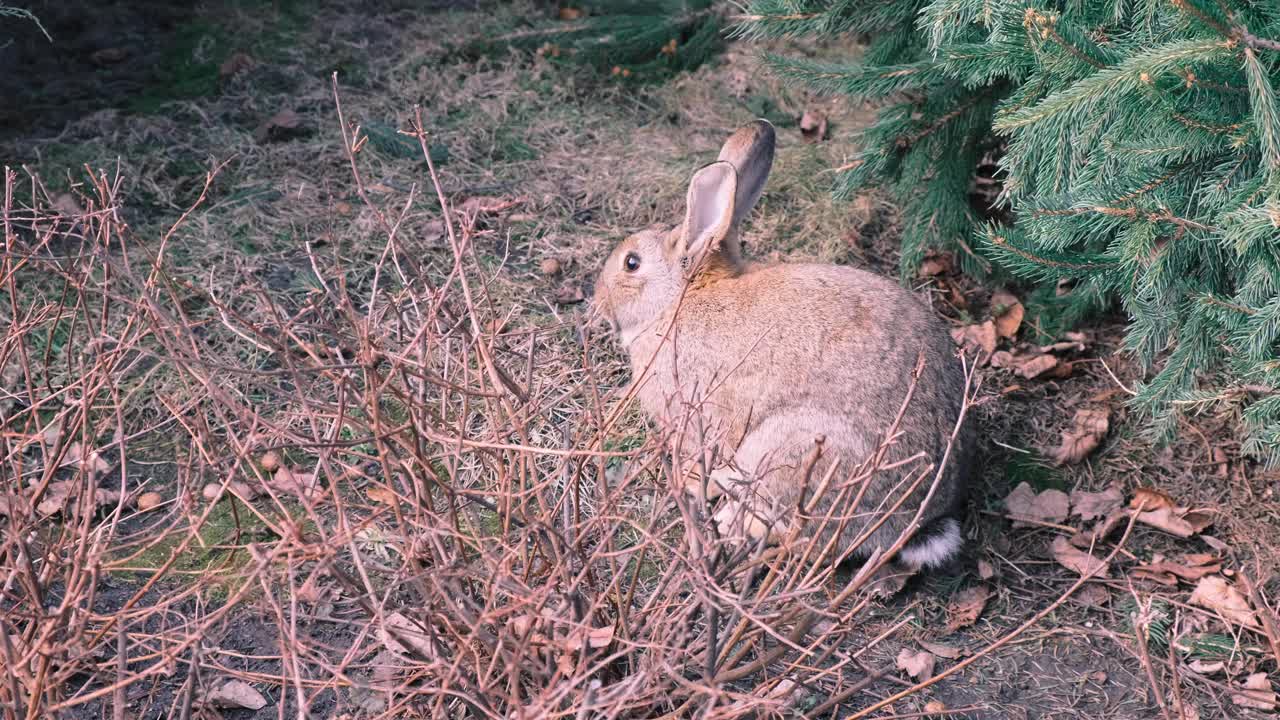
[593,120,973,571]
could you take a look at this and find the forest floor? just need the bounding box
[3,1,1279,719]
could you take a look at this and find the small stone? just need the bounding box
[136,492,164,511]
[202,484,221,501]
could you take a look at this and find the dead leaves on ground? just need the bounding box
[1004,481,1069,527]
[203,679,268,711]
[1050,407,1110,465]
[945,585,990,632]
[1233,673,1277,711]
[895,647,936,680]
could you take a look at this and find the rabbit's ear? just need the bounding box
[717,120,775,227]
[680,161,738,275]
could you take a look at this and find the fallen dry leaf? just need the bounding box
[1051,536,1110,577]
[1232,672,1276,711]
[991,349,1060,379]
[63,441,111,476]
[895,647,935,680]
[1188,659,1226,675]
[1070,487,1124,522]
[254,108,302,143]
[1071,508,1128,549]
[1074,583,1112,607]
[1004,482,1069,527]
[558,6,582,20]
[366,486,399,506]
[1130,487,1176,511]
[1134,506,1214,538]
[205,679,268,710]
[1190,576,1259,629]
[799,108,827,143]
[381,611,436,659]
[990,290,1024,339]
[951,321,997,358]
[35,480,125,517]
[945,585,989,632]
[1051,407,1109,465]
[924,700,949,715]
[1133,553,1221,586]
[219,52,254,80]
[918,252,952,277]
[917,639,965,659]
[269,466,319,498]
[554,285,586,305]
[563,624,615,653]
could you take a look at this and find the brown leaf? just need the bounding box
[367,486,399,506]
[917,639,965,659]
[895,647,936,680]
[1074,583,1112,607]
[205,679,268,710]
[991,290,1024,339]
[381,611,436,659]
[951,321,997,358]
[558,6,583,20]
[219,52,255,80]
[1190,576,1259,629]
[918,252,952,277]
[924,701,949,715]
[1232,673,1276,711]
[1134,506,1214,538]
[1070,487,1123,521]
[991,350,1060,379]
[1133,554,1221,586]
[1130,487,1175,511]
[1051,536,1110,577]
[1004,482,1069,527]
[1071,508,1129,549]
[799,109,827,143]
[1051,407,1109,465]
[564,624,615,653]
[554,285,586,305]
[945,585,989,632]
[255,108,302,143]
[268,466,319,499]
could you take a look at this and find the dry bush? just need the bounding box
[0,88,1120,719]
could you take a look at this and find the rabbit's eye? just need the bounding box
[623,252,641,273]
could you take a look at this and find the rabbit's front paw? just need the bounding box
[713,500,784,544]
[683,465,740,503]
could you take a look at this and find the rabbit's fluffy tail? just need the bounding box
[897,517,962,571]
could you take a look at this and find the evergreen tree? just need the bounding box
[739,1,1280,462]
[466,1,722,84]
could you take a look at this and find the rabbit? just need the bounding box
[593,120,974,572]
